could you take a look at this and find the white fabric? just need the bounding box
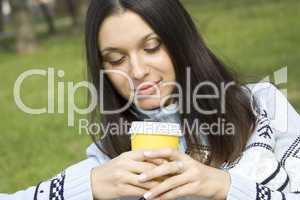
[1,82,300,200]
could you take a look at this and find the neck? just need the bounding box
[129,99,180,122]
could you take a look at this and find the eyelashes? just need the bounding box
[103,39,162,67]
[106,43,162,66]
[144,41,162,53]
[109,56,126,66]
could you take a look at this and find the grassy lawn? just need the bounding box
[184,0,300,108]
[0,0,299,193]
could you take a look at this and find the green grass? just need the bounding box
[184,0,300,108]
[0,0,299,193]
[0,33,91,192]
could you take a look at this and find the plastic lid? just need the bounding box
[129,121,182,136]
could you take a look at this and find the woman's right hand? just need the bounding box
[91,150,163,200]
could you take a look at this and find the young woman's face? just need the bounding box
[98,11,176,110]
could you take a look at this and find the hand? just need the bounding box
[91,149,167,200]
[137,148,230,200]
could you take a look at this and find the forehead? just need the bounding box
[98,11,155,50]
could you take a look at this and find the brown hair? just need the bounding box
[85,0,258,167]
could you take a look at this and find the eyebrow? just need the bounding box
[100,32,157,54]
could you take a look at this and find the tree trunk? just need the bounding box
[11,0,37,54]
[65,0,78,28]
[78,0,87,23]
[65,0,87,31]
[0,0,4,33]
[38,1,56,34]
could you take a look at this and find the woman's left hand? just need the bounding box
[138,148,230,200]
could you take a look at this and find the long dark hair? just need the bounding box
[85,0,258,166]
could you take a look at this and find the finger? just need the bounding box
[126,160,157,174]
[158,182,196,200]
[122,149,148,161]
[143,148,186,161]
[123,171,161,190]
[123,149,160,161]
[146,158,169,166]
[118,183,147,197]
[143,174,190,200]
[138,161,183,182]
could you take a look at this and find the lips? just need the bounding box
[136,80,161,95]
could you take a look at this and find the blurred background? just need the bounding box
[0,0,299,193]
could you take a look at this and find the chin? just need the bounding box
[135,99,162,110]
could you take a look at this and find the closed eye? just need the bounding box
[144,40,162,53]
[108,56,125,66]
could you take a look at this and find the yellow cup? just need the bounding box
[129,121,182,151]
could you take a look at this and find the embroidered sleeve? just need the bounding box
[224,109,294,194]
[226,83,300,199]
[33,171,66,200]
[251,83,300,192]
[0,158,98,200]
[227,172,300,200]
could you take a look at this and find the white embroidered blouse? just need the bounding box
[1,82,300,200]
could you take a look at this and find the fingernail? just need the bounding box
[138,174,147,181]
[144,191,152,199]
[144,151,152,156]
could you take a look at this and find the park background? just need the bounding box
[0,0,299,193]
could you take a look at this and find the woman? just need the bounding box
[1,0,300,200]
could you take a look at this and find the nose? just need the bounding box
[129,53,149,80]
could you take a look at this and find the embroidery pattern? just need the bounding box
[280,136,300,167]
[246,142,273,152]
[293,143,300,159]
[256,183,271,200]
[261,163,281,185]
[220,156,242,170]
[277,175,289,192]
[280,192,286,200]
[33,181,43,200]
[256,110,273,139]
[49,171,65,200]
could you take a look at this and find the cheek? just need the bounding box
[107,74,132,98]
[163,60,175,78]
[151,51,175,80]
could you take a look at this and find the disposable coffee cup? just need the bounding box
[129,121,182,151]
